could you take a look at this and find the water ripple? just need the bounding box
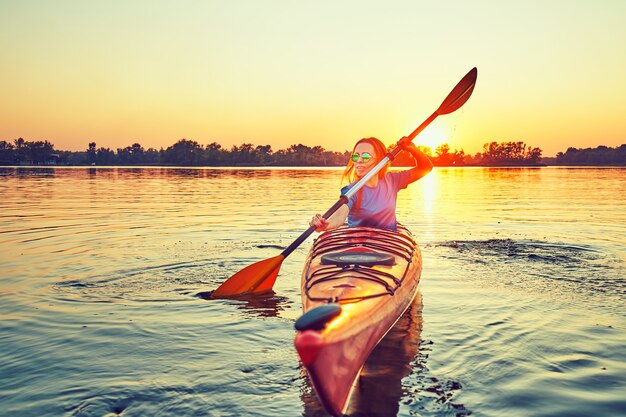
[429,238,626,306]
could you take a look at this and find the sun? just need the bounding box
[416,123,449,152]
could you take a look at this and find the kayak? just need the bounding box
[294,224,422,416]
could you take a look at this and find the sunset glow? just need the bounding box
[416,124,450,152]
[1,1,625,156]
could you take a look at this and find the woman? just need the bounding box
[310,137,433,232]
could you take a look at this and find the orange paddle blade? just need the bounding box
[211,254,285,298]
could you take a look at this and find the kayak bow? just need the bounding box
[294,225,422,416]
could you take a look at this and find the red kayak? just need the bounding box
[294,225,422,416]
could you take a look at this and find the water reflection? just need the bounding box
[195,291,292,318]
[117,167,145,177]
[10,167,57,178]
[0,166,346,183]
[481,166,543,181]
[170,168,205,177]
[301,295,423,417]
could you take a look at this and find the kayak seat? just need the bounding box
[295,303,342,331]
[320,251,395,267]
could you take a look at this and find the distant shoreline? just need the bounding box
[2,139,623,167]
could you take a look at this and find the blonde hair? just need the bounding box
[341,137,389,186]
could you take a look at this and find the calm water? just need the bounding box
[1,166,624,417]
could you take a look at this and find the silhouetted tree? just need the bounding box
[0,140,15,164]
[230,143,258,164]
[128,143,145,164]
[206,142,226,165]
[433,144,464,166]
[144,147,161,164]
[116,146,131,165]
[14,138,28,164]
[477,141,542,165]
[255,144,273,165]
[96,147,116,165]
[163,139,203,165]
[87,142,97,165]
[27,140,55,164]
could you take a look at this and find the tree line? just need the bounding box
[553,145,626,165]
[1,136,621,167]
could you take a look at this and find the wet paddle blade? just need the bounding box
[211,254,285,298]
[404,67,478,143]
[437,67,478,115]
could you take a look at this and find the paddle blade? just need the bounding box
[211,255,285,298]
[437,67,478,115]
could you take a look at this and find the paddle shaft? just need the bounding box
[281,196,348,258]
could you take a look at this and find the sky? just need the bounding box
[1,0,625,156]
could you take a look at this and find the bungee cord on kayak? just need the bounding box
[311,224,415,260]
[304,225,418,304]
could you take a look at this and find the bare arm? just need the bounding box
[309,204,349,232]
[401,141,434,183]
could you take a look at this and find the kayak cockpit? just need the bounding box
[303,225,417,304]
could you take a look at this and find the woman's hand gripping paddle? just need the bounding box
[210,67,478,299]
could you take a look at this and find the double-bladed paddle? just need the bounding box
[211,67,478,299]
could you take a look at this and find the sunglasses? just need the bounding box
[351,152,373,163]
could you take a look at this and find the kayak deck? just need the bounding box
[304,225,417,304]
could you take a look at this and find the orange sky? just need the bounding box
[1,1,625,156]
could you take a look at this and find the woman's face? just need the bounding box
[352,142,377,178]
